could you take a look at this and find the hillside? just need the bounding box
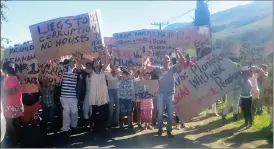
[164,1,273,47]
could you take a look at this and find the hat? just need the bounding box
[241,66,249,71]
[69,57,75,62]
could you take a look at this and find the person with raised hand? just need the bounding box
[145,47,185,138]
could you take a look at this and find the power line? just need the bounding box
[167,8,195,23]
[152,1,211,28]
[151,21,169,30]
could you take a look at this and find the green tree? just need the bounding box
[193,0,210,27]
[193,0,212,60]
[1,0,11,47]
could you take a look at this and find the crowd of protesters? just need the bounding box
[0,46,272,147]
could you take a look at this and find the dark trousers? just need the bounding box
[240,97,253,126]
[175,116,180,123]
[90,104,109,130]
[172,58,177,65]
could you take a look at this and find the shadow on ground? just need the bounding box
[49,128,207,148]
[225,126,273,148]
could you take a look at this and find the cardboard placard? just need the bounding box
[112,26,211,66]
[113,29,148,49]
[174,50,242,121]
[38,63,65,85]
[29,10,103,63]
[259,77,273,107]
[135,80,158,100]
[3,43,39,93]
[239,43,267,65]
[111,47,143,67]
[175,26,211,49]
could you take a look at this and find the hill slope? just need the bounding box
[164,1,273,46]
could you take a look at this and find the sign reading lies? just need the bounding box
[174,50,241,121]
[39,63,65,85]
[3,43,39,92]
[29,10,103,63]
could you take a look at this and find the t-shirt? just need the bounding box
[60,66,78,99]
[118,78,134,100]
[182,60,194,70]
[238,78,253,97]
[3,76,22,107]
[105,71,118,89]
[3,76,23,118]
[154,65,178,93]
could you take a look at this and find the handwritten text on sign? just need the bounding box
[174,50,241,121]
[134,80,158,100]
[113,29,149,49]
[4,43,39,92]
[175,26,211,49]
[39,63,65,85]
[239,43,266,65]
[259,77,273,107]
[29,10,103,63]
[111,47,143,66]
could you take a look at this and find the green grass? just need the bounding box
[194,99,273,148]
[216,99,273,147]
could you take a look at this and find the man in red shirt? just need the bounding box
[182,54,195,70]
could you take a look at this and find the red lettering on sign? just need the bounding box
[174,85,190,104]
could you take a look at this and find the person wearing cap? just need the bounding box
[59,55,82,135]
[238,66,253,128]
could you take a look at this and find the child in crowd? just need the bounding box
[117,68,135,129]
[133,69,142,128]
[139,71,154,130]
[40,78,56,131]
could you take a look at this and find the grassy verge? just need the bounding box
[199,100,273,148]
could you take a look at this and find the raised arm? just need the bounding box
[174,48,185,72]
[101,47,111,71]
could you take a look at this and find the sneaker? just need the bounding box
[157,129,163,137]
[222,115,226,121]
[233,114,238,121]
[167,131,174,138]
[181,123,187,128]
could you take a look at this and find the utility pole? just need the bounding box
[151,21,169,30]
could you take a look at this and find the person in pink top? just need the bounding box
[2,61,23,147]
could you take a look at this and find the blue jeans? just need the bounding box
[108,89,119,124]
[157,92,174,132]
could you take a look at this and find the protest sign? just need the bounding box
[29,10,103,63]
[104,37,115,46]
[145,30,177,65]
[259,77,273,107]
[3,43,39,92]
[111,46,143,66]
[175,26,211,49]
[38,63,65,85]
[113,29,149,49]
[149,49,172,66]
[174,50,242,121]
[214,39,241,58]
[135,80,158,100]
[239,43,266,65]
